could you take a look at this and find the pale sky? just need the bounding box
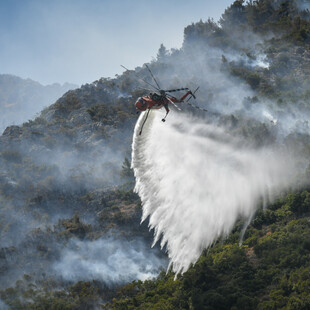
[0,0,233,85]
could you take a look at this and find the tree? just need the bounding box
[121,157,134,179]
[157,44,169,61]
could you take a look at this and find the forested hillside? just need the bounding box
[108,0,310,309]
[109,192,310,309]
[0,0,310,309]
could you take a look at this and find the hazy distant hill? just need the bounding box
[0,0,310,309]
[0,74,77,132]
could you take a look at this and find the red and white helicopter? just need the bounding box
[121,64,204,134]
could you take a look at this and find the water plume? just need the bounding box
[132,110,295,275]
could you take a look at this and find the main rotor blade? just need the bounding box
[166,96,182,111]
[165,88,189,93]
[121,65,159,92]
[165,93,178,100]
[136,86,155,93]
[185,101,208,112]
[145,64,161,90]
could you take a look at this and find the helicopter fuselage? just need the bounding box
[135,95,171,112]
[135,90,193,112]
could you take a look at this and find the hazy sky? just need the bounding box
[0,0,233,85]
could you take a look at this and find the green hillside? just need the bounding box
[108,1,310,309]
[108,191,310,310]
[0,0,310,309]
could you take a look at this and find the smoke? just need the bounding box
[132,110,296,275]
[226,50,270,69]
[129,26,307,275]
[53,236,166,286]
[262,110,277,125]
[0,299,9,310]
[30,144,126,191]
[0,72,142,292]
[296,0,310,12]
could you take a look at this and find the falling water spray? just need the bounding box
[132,109,295,275]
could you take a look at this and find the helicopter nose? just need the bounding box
[136,102,146,111]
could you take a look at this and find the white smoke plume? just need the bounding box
[132,110,296,275]
[53,236,166,286]
[0,299,9,310]
[296,0,310,12]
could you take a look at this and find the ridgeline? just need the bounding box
[0,0,310,309]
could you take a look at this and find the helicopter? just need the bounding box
[121,64,204,134]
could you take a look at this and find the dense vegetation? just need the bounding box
[2,191,308,309]
[184,0,310,101]
[108,190,310,309]
[0,0,310,309]
[107,1,310,309]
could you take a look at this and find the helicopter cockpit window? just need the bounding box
[138,98,147,108]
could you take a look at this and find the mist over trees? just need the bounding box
[109,0,310,309]
[0,0,310,309]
